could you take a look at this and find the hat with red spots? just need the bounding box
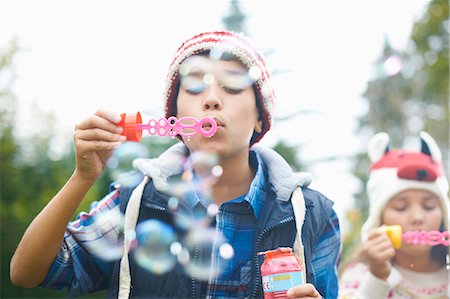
[362,132,449,239]
[163,31,275,145]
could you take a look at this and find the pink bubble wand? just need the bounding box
[119,112,217,142]
[382,225,450,249]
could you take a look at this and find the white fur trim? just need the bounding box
[118,176,149,299]
[292,186,307,283]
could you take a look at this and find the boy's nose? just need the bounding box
[203,85,223,111]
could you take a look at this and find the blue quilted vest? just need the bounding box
[104,177,333,298]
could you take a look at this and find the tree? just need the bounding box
[0,39,105,298]
[222,0,248,34]
[408,0,449,170]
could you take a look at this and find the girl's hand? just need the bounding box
[286,283,322,298]
[73,109,126,183]
[362,227,396,280]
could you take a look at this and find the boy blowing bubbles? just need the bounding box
[11,31,340,298]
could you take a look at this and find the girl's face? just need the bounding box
[176,56,262,158]
[382,189,443,255]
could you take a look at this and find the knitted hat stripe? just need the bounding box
[171,35,270,80]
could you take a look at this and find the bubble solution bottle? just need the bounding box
[259,247,304,299]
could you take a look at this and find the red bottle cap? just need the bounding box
[119,112,142,142]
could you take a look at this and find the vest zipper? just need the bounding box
[191,245,200,299]
[143,203,201,298]
[251,216,294,298]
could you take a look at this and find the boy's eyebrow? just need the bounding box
[185,69,205,76]
[223,69,247,75]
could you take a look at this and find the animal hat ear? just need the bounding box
[368,132,391,163]
[420,131,442,163]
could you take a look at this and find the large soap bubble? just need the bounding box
[133,219,177,274]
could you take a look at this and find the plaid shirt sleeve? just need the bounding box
[310,208,341,299]
[40,188,121,297]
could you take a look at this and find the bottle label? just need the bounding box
[262,271,303,292]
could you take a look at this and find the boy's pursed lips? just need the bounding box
[202,116,225,128]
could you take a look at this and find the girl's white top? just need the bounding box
[339,262,449,299]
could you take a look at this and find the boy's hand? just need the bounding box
[73,109,126,182]
[286,283,322,298]
[362,227,396,281]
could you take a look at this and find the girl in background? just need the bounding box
[339,132,449,298]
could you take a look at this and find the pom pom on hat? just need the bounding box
[361,132,450,240]
[163,31,275,145]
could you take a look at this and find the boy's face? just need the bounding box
[176,56,262,158]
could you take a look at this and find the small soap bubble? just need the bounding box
[108,142,149,187]
[177,247,190,265]
[209,42,234,61]
[190,151,221,180]
[383,55,403,76]
[182,227,228,280]
[173,200,212,231]
[207,203,219,217]
[203,73,215,85]
[163,152,220,231]
[168,197,179,211]
[85,208,126,261]
[219,243,234,260]
[170,241,183,256]
[248,66,262,81]
[211,165,223,177]
[134,219,177,274]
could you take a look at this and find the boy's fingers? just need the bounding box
[76,114,123,134]
[75,139,123,152]
[95,109,122,124]
[286,283,321,298]
[74,128,126,143]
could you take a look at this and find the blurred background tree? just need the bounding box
[1,39,69,298]
[342,0,449,270]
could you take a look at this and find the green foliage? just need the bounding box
[0,40,107,298]
[272,140,304,172]
[0,37,178,297]
[409,0,449,167]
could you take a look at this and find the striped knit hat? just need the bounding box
[163,31,275,145]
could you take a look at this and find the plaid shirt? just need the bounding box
[41,152,340,298]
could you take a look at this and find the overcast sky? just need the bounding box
[1,0,429,230]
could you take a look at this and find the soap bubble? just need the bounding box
[108,142,149,187]
[85,208,127,261]
[133,219,177,274]
[180,227,232,280]
[188,151,222,198]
